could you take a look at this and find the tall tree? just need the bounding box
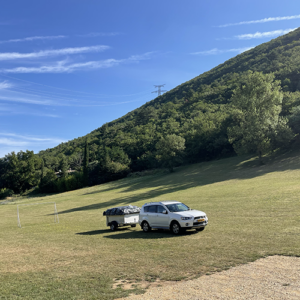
[156,134,185,172]
[2,150,38,193]
[40,159,45,185]
[228,71,293,164]
[59,155,68,178]
[83,139,89,186]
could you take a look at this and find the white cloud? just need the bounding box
[218,14,300,27]
[0,107,60,118]
[0,138,28,146]
[0,133,65,143]
[0,94,54,105]
[0,45,109,61]
[1,59,120,73]
[79,32,120,37]
[0,52,154,73]
[0,80,13,89]
[0,133,66,157]
[0,101,61,117]
[127,52,154,61]
[0,35,66,44]
[236,28,297,40]
[191,47,254,55]
[0,82,149,107]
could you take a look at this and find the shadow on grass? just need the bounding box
[76,227,132,235]
[77,228,198,239]
[76,229,110,235]
[58,150,300,215]
[104,229,198,239]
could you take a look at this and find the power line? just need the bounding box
[152,84,167,96]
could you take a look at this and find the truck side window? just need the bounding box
[157,205,165,213]
[148,205,157,213]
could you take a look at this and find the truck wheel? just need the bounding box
[142,221,151,232]
[196,227,205,232]
[110,221,118,231]
[171,221,181,235]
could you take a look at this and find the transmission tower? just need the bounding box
[152,84,167,96]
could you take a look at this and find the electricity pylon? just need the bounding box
[152,84,167,96]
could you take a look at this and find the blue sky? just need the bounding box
[1,0,300,158]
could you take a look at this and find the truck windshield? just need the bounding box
[166,203,189,212]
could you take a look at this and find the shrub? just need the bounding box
[0,188,14,200]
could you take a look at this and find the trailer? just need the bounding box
[103,205,140,231]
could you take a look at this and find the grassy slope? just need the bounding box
[1,152,300,299]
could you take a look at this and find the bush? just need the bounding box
[39,172,84,194]
[0,188,14,200]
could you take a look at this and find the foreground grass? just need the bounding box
[1,152,300,299]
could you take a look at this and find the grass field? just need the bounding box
[1,152,300,299]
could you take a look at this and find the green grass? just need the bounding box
[1,152,300,299]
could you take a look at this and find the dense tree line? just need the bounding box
[2,28,300,196]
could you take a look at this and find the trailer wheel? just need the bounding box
[110,221,118,231]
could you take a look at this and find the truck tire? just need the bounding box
[171,221,181,235]
[110,221,118,231]
[142,221,151,232]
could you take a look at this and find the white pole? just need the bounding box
[17,205,21,228]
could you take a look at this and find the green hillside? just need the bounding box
[2,28,300,195]
[1,152,300,299]
[39,27,300,168]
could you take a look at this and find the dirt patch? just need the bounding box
[116,256,300,299]
[113,279,166,291]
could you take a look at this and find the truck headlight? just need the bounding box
[181,217,192,220]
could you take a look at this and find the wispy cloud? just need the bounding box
[191,47,254,55]
[218,14,300,27]
[0,35,66,44]
[0,52,154,73]
[0,94,55,105]
[236,28,297,40]
[0,45,109,61]
[0,106,60,118]
[1,59,121,73]
[0,80,13,90]
[0,80,150,107]
[0,133,66,157]
[0,133,65,143]
[78,32,120,37]
[0,138,28,146]
[0,100,61,117]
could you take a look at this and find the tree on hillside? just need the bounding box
[59,155,68,178]
[83,139,89,186]
[156,134,185,172]
[2,151,39,193]
[69,152,83,171]
[228,71,293,164]
[39,169,57,193]
[40,159,45,185]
